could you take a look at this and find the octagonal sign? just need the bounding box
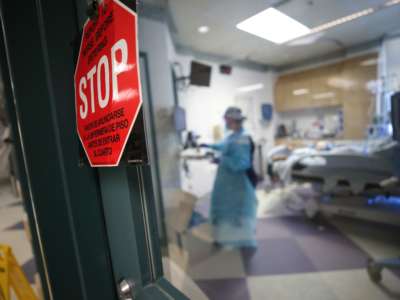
[74,0,142,167]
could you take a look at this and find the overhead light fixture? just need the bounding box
[236,8,311,44]
[237,83,264,93]
[288,0,400,44]
[311,8,375,34]
[385,0,400,6]
[237,1,400,45]
[293,88,309,96]
[198,26,210,34]
[313,92,336,100]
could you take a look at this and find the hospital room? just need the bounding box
[1,0,400,300]
[136,1,400,299]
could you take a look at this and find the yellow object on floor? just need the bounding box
[0,245,38,300]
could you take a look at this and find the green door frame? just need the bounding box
[139,52,169,250]
[0,0,117,298]
[0,18,52,300]
[0,0,187,299]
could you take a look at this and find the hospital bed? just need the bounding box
[366,92,400,284]
[270,92,400,284]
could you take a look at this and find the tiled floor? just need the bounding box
[196,278,251,300]
[167,190,400,300]
[0,182,38,284]
[2,183,400,300]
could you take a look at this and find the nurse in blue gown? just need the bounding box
[202,107,258,249]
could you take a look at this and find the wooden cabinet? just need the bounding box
[274,53,378,139]
[275,76,313,111]
[275,63,347,112]
[275,76,288,112]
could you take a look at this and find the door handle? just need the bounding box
[118,278,136,300]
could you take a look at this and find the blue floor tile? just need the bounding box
[21,258,37,284]
[5,221,24,231]
[241,238,317,276]
[296,232,369,272]
[195,278,250,300]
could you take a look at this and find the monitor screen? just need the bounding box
[190,61,212,87]
[391,92,400,142]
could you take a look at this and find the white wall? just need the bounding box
[173,54,277,150]
[139,18,181,188]
[377,36,400,118]
[381,36,400,92]
[384,37,400,78]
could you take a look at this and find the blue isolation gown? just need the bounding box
[208,129,258,248]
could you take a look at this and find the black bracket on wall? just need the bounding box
[125,109,150,165]
[86,0,99,20]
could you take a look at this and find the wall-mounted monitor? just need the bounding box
[190,61,212,87]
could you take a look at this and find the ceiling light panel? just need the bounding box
[236,8,311,44]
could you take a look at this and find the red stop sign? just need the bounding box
[74,0,142,167]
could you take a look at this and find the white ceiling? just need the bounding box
[143,0,166,6]
[167,0,400,68]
